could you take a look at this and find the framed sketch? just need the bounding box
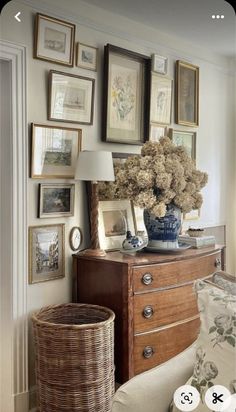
[149,123,167,142]
[102,44,151,145]
[31,123,81,178]
[169,128,196,160]
[34,13,75,66]
[151,54,168,74]
[77,43,98,71]
[38,184,75,218]
[150,73,172,125]
[49,70,95,124]
[98,200,136,250]
[175,60,199,126]
[183,209,200,220]
[28,224,65,284]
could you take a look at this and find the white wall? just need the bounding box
[0,0,235,407]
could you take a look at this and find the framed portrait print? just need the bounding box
[102,44,151,145]
[151,54,168,75]
[175,60,199,126]
[169,128,196,160]
[77,43,98,71]
[98,200,136,250]
[28,224,65,284]
[38,184,75,218]
[49,70,95,124]
[149,123,167,142]
[34,13,75,66]
[150,73,172,125]
[31,123,82,179]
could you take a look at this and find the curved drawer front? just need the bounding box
[133,251,221,293]
[133,317,200,375]
[133,283,198,333]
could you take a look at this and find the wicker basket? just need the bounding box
[32,303,115,412]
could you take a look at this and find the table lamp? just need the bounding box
[75,151,115,257]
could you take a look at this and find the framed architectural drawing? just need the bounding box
[77,43,98,71]
[48,70,95,124]
[169,128,196,160]
[38,184,75,218]
[28,224,65,284]
[102,44,151,145]
[175,60,199,126]
[34,13,75,66]
[150,73,172,125]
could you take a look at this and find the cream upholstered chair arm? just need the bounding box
[112,343,196,412]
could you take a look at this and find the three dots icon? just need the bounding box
[212,14,225,19]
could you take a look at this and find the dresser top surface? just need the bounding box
[74,245,224,265]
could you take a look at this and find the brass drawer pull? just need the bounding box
[143,305,154,319]
[215,258,221,268]
[143,346,154,359]
[142,273,153,285]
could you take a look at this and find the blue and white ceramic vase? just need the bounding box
[144,204,181,249]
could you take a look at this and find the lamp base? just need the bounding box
[80,248,107,257]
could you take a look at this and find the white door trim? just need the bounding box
[0,40,28,412]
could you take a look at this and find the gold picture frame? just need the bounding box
[77,43,98,71]
[175,60,199,127]
[169,128,196,160]
[28,224,65,284]
[34,13,75,66]
[31,123,82,179]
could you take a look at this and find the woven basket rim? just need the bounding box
[31,303,115,329]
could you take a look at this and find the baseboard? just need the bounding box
[14,391,29,412]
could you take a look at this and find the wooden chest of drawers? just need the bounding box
[73,245,224,383]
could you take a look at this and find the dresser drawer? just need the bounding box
[133,283,198,333]
[133,251,221,293]
[133,317,200,375]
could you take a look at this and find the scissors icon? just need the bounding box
[212,392,224,404]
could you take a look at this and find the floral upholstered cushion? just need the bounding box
[170,273,236,411]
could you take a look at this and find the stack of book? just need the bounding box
[179,234,216,248]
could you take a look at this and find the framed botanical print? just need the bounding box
[175,60,199,126]
[34,13,75,66]
[31,123,82,178]
[28,224,65,284]
[38,184,75,218]
[77,43,98,71]
[169,128,196,160]
[150,73,172,125]
[98,200,136,250]
[48,70,95,124]
[149,123,167,142]
[151,54,168,75]
[102,44,151,145]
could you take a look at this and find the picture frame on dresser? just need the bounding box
[150,73,172,125]
[31,123,82,178]
[102,43,151,145]
[28,224,65,284]
[48,70,95,124]
[175,60,199,126]
[38,183,75,218]
[169,128,196,160]
[77,43,98,71]
[34,13,75,66]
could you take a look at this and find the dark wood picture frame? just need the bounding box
[175,60,199,127]
[102,44,151,145]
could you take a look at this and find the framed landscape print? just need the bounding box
[38,184,75,218]
[150,73,172,125]
[102,44,151,145]
[169,128,196,160]
[149,123,167,142]
[31,123,81,178]
[98,200,136,250]
[28,224,65,284]
[34,13,75,66]
[175,60,199,126]
[151,54,168,75]
[49,70,95,124]
[77,43,98,71]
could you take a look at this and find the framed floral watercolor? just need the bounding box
[150,73,172,125]
[98,200,136,250]
[34,13,75,66]
[28,224,65,284]
[48,70,95,124]
[169,128,196,160]
[149,123,168,142]
[151,54,168,75]
[175,60,199,126]
[38,183,75,218]
[31,123,82,179]
[102,44,151,145]
[77,43,98,71]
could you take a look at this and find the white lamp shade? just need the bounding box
[75,151,115,182]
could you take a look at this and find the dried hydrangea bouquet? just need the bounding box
[99,137,208,250]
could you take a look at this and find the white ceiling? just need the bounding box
[82,0,236,57]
